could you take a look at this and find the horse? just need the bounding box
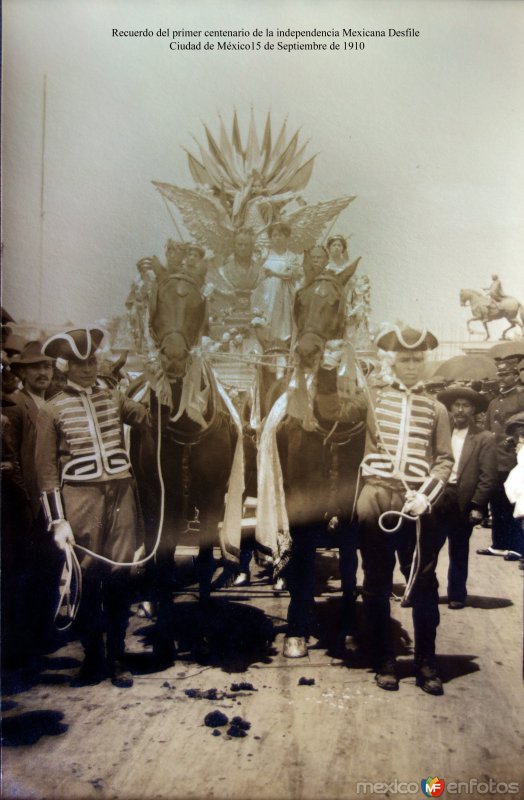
[258,271,367,653]
[129,271,240,663]
[460,289,524,340]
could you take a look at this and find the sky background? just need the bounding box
[2,0,524,343]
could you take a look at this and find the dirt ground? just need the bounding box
[2,526,523,800]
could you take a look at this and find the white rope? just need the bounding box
[53,401,167,626]
[343,340,426,603]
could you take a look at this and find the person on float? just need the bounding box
[356,326,453,695]
[325,235,353,275]
[435,384,497,608]
[251,222,302,350]
[35,327,150,688]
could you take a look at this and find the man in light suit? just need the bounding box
[436,384,497,608]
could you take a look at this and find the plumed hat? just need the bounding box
[376,326,438,352]
[437,383,489,413]
[43,327,104,361]
[10,340,54,368]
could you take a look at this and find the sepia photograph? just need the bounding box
[2,1,524,798]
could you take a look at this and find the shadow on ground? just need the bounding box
[130,596,277,675]
[2,709,68,746]
[1,654,81,697]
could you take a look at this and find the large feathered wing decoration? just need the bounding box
[152,181,235,256]
[281,196,356,253]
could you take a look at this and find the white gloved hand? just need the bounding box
[403,491,431,517]
[51,520,75,551]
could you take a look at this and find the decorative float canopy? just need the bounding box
[153,111,355,256]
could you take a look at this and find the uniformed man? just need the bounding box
[478,357,524,559]
[356,327,453,695]
[35,327,150,687]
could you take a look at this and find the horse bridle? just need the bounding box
[155,272,207,376]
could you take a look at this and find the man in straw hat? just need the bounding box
[435,384,497,608]
[356,326,453,695]
[478,354,524,560]
[35,327,150,687]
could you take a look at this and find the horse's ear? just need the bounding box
[338,257,361,286]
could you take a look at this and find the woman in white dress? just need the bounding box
[251,223,302,350]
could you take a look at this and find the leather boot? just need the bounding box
[375,658,399,691]
[415,658,443,696]
[72,636,106,687]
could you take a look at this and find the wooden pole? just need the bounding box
[38,75,47,323]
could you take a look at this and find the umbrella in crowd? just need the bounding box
[432,354,497,382]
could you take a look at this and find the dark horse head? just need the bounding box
[150,273,207,380]
[293,272,350,369]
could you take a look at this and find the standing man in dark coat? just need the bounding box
[479,356,524,560]
[35,327,149,687]
[436,385,497,608]
[356,327,453,695]
[7,341,61,651]
[9,341,55,518]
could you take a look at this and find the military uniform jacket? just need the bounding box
[362,381,453,494]
[485,386,524,472]
[35,384,148,491]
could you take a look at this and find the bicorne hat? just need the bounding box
[376,326,438,352]
[437,383,489,414]
[10,340,54,368]
[43,327,104,361]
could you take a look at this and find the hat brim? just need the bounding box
[437,385,489,413]
[10,353,54,367]
[43,327,105,360]
[376,327,438,352]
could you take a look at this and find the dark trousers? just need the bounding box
[357,481,441,666]
[64,479,138,659]
[287,521,358,638]
[435,486,472,603]
[491,472,524,554]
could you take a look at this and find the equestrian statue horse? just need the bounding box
[129,270,243,664]
[460,288,524,340]
[256,270,367,651]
